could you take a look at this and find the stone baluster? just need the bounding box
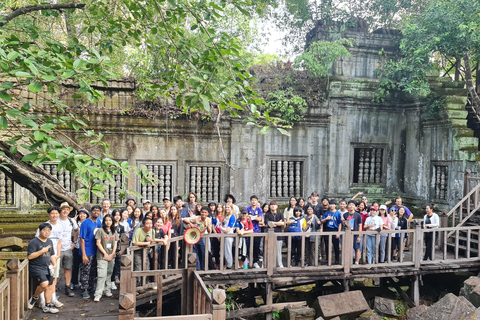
[202,167,207,201]
[196,167,202,198]
[277,160,282,197]
[190,167,196,193]
[59,168,65,190]
[213,167,219,202]
[358,149,364,184]
[159,166,165,200]
[0,171,6,205]
[375,149,382,183]
[115,174,121,203]
[165,166,171,199]
[295,162,301,196]
[6,176,12,205]
[440,167,447,199]
[364,149,370,183]
[282,161,288,197]
[271,161,276,197]
[435,166,441,199]
[288,161,294,196]
[207,167,213,201]
[369,149,376,183]
[146,165,153,200]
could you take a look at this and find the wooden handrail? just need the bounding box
[446,181,480,217]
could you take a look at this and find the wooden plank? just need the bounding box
[225,301,307,319]
[265,282,273,320]
[300,235,305,268]
[194,272,212,302]
[156,275,163,316]
[136,315,212,320]
[234,236,239,270]
[467,229,471,259]
[314,235,319,267]
[267,229,276,276]
[328,235,332,266]
[287,236,292,268]
[386,277,415,308]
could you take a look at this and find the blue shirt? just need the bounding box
[246,206,263,233]
[79,218,102,256]
[322,210,342,229]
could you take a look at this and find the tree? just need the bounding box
[0,0,280,208]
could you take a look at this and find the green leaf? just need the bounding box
[22,152,39,162]
[0,91,11,101]
[260,126,270,135]
[28,82,43,93]
[277,128,291,136]
[33,131,44,141]
[15,71,33,78]
[176,94,183,107]
[201,95,210,112]
[0,116,7,130]
[40,123,55,131]
[73,59,84,70]
[0,82,14,89]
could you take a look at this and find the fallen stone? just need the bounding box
[357,310,382,320]
[0,237,23,251]
[462,276,480,307]
[313,290,369,319]
[464,307,480,319]
[282,306,316,320]
[315,317,325,320]
[406,305,429,320]
[374,296,397,317]
[420,293,474,320]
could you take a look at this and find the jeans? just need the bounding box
[95,258,114,299]
[424,232,433,260]
[224,236,234,268]
[276,240,283,267]
[211,238,221,266]
[305,241,316,266]
[379,234,387,262]
[193,238,205,270]
[366,235,376,264]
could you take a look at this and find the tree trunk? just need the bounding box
[463,51,480,113]
[0,141,80,209]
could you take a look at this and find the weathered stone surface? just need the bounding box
[464,307,480,319]
[462,276,480,307]
[374,296,397,317]
[0,252,27,260]
[0,237,23,251]
[406,305,429,320]
[420,293,474,320]
[357,310,382,320]
[282,306,316,320]
[313,290,369,319]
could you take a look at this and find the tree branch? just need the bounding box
[0,3,86,27]
[463,51,480,113]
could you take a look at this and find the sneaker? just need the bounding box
[253,262,260,269]
[43,303,59,314]
[94,297,100,302]
[52,299,64,308]
[354,261,359,265]
[111,281,117,290]
[66,286,75,297]
[152,286,157,290]
[27,296,38,310]
[82,291,90,300]
[115,276,120,285]
[105,292,114,297]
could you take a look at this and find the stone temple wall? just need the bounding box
[4,25,480,213]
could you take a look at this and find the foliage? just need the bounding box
[263,88,307,126]
[272,310,281,320]
[294,39,353,78]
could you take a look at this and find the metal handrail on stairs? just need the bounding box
[446,178,480,238]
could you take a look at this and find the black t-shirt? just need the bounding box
[343,212,363,231]
[313,204,324,220]
[154,228,166,240]
[27,237,54,275]
[265,211,285,240]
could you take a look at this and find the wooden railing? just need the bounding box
[0,258,29,320]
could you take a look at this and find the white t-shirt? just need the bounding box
[58,217,78,252]
[35,221,65,255]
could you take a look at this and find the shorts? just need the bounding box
[60,250,73,270]
[353,235,361,250]
[31,270,54,286]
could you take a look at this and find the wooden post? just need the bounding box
[211,289,226,320]
[119,254,135,320]
[465,169,472,197]
[414,224,422,268]
[267,229,275,276]
[411,275,420,307]
[265,282,273,320]
[156,274,163,316]
[343,228,352,274]
[182,253,196,315]
[6,258,20,320]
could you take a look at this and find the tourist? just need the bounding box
[236,208,253,268]
[386,197,414,222]
[211,203,224,269]
[303,204,320,266]
[423,204,439,261]
[111,209,125,288]
[192,206,212,270]
[338,199,348,217]
[378,205,391,263]
[364,206,383,264]
[344,201,363,265]
[297,198,306,214]
[143,211,154,223]
[321,200,342,265]
[71,208,88,290]
[225,194,240,217]
[175,196,191,228]
[132,217,155,285]
[100,199,112,221]
[397,207,409,257]
[185,193,197,215]
[35,206,64,309]
[58,202,78,297]
[163,197,172,213]
[388,207,400,261]
[151,205,159,219]
[79,205,102,300]
[27,222,59,314]
[287,206,304,266]
[128,207,143,240]
[168,205,183,267]
[284,197,297,222]
[357,201,369,259]
[159,209,171,238]
[94,214,118,302]
[194,202,203,216]
[125,196,136,207]
[153,217,168,269]
[142,199,151,215]
[126,204,134,217]
[265,200,285,268]
[220,204,236,269]
[246,195,263,268]
[119,208,131,234]
[310,192,323,219]
[208,201,217,217]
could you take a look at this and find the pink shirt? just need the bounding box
[381,216,390,229]
[162,221,171,235]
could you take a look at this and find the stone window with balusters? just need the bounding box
[352,147,385,185]
[186,163,222,202]
[269,158,304,199]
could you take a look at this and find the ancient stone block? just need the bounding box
[357,310,382,320]
[282,306,316,320]
[313,290,369,319]
[464,307,480,319]
[0,237,23,251]
[462,276,480,307]
[406,305,429,320]
[420,293,474,320]
[374,296,397,317]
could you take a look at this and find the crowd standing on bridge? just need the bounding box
[25,192,440,314]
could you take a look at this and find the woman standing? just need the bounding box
[364,207,383,264]
[151,205,159,219]
[287,207,306,266]
[423,204,439,260]
[168,206,183,268]
[185,193,197,216]
[94,214,118,302]
[388,207,399,262]
[303,205,320,266]
[236,209,253,268]
[211,204,224,269]
[71,208,88,289]
[111,210,125,288]
[284,197,297,222]
[219,204,236,269]
[397,207,409,256]
[127,207,143,240]
[378,205,391,263]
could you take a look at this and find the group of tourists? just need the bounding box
[25,192,439,314]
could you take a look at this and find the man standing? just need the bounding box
[343,201,363,265]
[264,200,285,268]
[310,192,324,219]
[246,195,263,268]
[35,206,64,309]
[27,223,59,314]
[58,202,79,297]
[79,206,102,300]
[321,200,342,265]
[386,197,414,221]
[132,217,155,285]
[142,199,151,215]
